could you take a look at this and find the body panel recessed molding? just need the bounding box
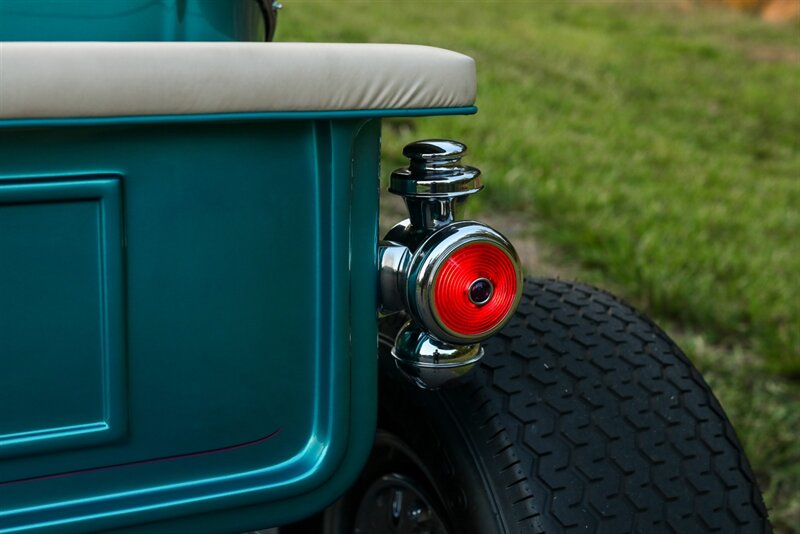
[0,174,127,459]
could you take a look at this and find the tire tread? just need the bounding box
[440,278,770,533]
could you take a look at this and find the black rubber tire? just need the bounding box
[346,278,770,533]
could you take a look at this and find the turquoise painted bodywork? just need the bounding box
[0,1,478,531]
[0,116,381,533]
[0,0,267,42]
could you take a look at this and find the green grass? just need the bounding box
[281,0,799,375]
[280,0,799,529]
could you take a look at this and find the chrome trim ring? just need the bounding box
[404,221,523,345]
[389,166,482,198]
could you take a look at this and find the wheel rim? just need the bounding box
[353,472,448,534]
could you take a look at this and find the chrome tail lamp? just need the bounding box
[380,140,522,389]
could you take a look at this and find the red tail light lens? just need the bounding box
[433,242,518,336]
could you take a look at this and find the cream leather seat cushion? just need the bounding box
[0,42,476,119]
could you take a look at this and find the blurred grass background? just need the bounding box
[280,1,799,530]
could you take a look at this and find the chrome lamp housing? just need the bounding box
[380,140,523,389]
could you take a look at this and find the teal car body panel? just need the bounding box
[0,0,268,42]
[0,1,476,531]
[0,117,381,533]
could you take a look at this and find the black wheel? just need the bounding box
[325,278,770,533]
